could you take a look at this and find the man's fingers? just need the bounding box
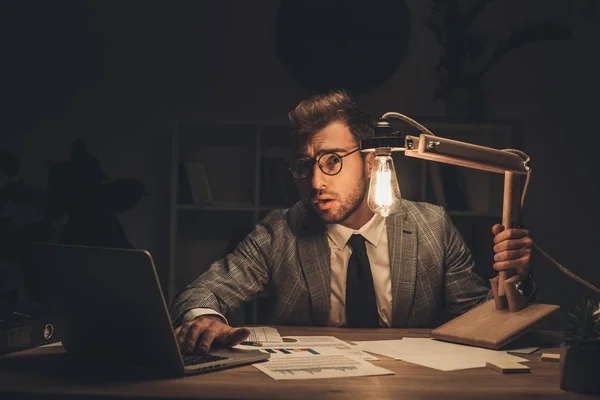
[222,327,251,347]
[493,237,533,253]
[491,224,504,236]
[184,322,206,353]
[176,324,190,350]
[493,254,531,273]
[493,248,531,262]
[493,228,529,244]
[197,326,221,353]
[174,317,239,354]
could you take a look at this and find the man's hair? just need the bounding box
[288,90,374,146]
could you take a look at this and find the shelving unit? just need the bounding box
[167,120,521,324]
[167,122,299,324]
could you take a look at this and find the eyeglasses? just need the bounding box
[288,148,361,179]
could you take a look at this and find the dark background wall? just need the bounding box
[2,0,599,323]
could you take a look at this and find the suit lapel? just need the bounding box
[296,205,331,326]
[388,204,417,327]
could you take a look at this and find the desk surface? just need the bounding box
[0,326,592,400]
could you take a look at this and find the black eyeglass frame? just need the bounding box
[288,147,361,180]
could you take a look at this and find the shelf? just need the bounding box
[177,210,255,240]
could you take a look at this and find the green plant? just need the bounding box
[564,299,600,347]
[426,0,572,100]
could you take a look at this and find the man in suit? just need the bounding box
[170,91,535,353]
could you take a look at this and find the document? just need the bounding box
[278,336,379,361]
[354,338,529,371]
[246,326,283,344]
[236,335,378,361]
[252,350,392,380]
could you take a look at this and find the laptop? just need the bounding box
[32,242,269,377]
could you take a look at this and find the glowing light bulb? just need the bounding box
[367,149,401,217]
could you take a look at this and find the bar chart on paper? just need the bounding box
[253,353,393,380]
[262,348,320,355]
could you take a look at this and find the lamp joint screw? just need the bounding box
[427,140,440,149]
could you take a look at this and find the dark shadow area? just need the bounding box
[0,349,179,383]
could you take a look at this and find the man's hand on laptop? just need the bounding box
[174,316,251,353]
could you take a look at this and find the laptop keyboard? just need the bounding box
[182,353,229,367]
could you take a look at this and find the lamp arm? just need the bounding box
[380,112,600,296]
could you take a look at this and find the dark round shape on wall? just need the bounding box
[275,0,411,94]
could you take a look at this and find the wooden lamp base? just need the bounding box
[490,274,527,312]
[431,300,560,350]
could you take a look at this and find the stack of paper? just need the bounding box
[253,350,392,380]
[353,338,529,371]
[236,333,391,380]
[246,326,284,344]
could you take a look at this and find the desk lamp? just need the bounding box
[360,112,573,349]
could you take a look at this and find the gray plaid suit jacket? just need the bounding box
[169,199,491,328]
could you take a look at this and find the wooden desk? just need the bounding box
[0,326,592,400]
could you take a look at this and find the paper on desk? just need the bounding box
[246,326,283,343]
[354,338,529,371]
[253,349,392,380]
[236,335,378,361]
[353,339,406,352]
[281,336,379,361]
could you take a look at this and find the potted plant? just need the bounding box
[560,298,600,394]
[1,140,147,319]
[426,0,572,121]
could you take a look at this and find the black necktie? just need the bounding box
[345,234,379,328]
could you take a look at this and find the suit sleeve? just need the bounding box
[169,214,279,327]
[442,210,492,315]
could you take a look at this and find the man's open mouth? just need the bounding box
[314,198,335,210]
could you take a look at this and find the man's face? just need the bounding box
[295,121,371,226]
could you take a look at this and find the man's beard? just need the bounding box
[313,174,368,224]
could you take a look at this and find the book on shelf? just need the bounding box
[179,160,214,205]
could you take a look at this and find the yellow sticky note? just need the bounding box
[486,361,530,374]
[541,353,560,362]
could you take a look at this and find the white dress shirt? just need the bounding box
[182,213,392,327]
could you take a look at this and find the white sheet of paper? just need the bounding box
[253,351,392,380]
[353,339,405,352]
[354,338,529,371]
[246,326,283,343]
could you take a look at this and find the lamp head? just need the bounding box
[360,118,406,153]
[360,116,405,217]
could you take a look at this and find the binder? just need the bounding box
[0,318,61,355]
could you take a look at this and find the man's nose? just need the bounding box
[310,163,328,190]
